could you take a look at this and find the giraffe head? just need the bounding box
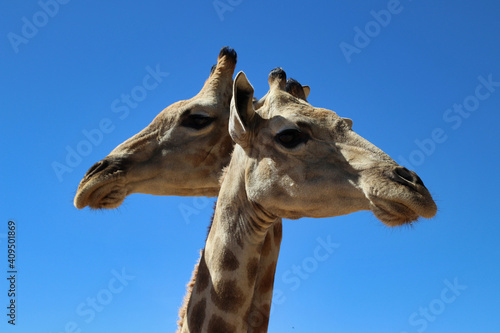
[230,68,437,226]
[74,47,237,209]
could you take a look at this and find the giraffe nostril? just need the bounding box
[394,167,413,182]
[393,167,425,187]
[85,159,110,179]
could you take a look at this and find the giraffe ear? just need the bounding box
[303,85,311,99]
[230,71,256,147]
[342,117,353,129]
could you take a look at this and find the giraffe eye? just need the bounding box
[181,114,215,130]
[275,129,309,149]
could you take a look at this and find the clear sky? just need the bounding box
[2,1,500,332]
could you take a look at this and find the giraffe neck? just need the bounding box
[246,221,282,333]
[181,157,277,332]
[177,220,283,333]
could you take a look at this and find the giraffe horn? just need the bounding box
[268,67,287,91]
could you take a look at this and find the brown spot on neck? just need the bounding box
[247,257,259,287]
[258,261,278,294]
[220,249,239,271]
[261,232,273,257]
[210,279,245,313]
[273,222,283,248]
[207,314,236,333]
[195,251,210,294]
[187,298,206,332]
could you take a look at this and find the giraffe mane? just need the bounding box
[176,252,200,331]
[177,201,217,332]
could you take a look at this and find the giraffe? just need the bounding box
[74,47,308,332]
[179,68,437,332]
[177,77,311,333]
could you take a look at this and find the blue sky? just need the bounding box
[2,0,500,332]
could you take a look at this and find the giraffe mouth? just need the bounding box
[74,175,128,209]
[369,197,421,227]
[83,182,127,209]
[74,159,129,209]
[366,186,437,227]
